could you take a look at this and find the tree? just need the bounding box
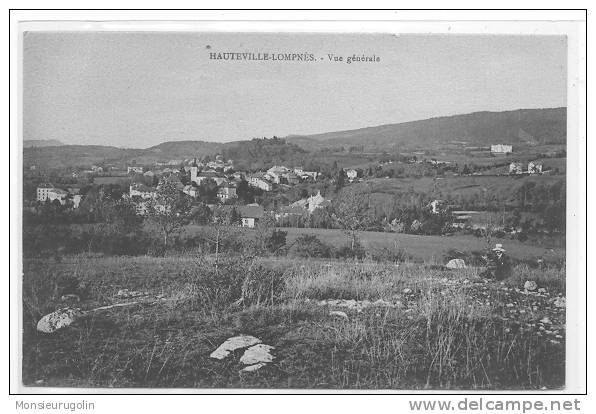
[334,186,372,249]
[146,179,192,247]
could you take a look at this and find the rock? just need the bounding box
[538,288,547,293]
[240,344,275,365]
[446,259,466,269]
[116,289,147,299]
[60,294,81,303]
[210,335,261,360]
[330,310,349,320]
[402,288,412,294]
[540,317,552,325]
[524,281,538,291]
[34,379,44,385]
[37,308,84,334]
[240,363,267,373]
[553,297,566,308]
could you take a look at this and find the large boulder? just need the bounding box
[37,308,84,334]
[524,280,538,291]
[210,335,262,360]
[446,259,466,269]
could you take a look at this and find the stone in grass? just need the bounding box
[330,310,349,320]
[240,363,267,373]
[37,307,84,334]
[210,335,262,360]
[446,259,466,269]
[402,288,413,294]
[553,297,566,308]
[240,344,275,365]
[116,289,147,299]
[524,280,538,291]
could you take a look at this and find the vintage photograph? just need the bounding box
[21,29,570,390]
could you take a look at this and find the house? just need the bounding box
[182,185,198,198]
[528,161,543,174]
[285,172,300,186]
[306,191,329,213]
[345,169,358,181]
[491,144,513,155]
[248,175,273,191]
[127,166,143,174]
[266,166,289,184]
[429,199,447,214]
[217,185,237,202]
[72,194,83,209]
[238,204,264,228]
[36,185,54,202]
[129,184,155,199]
[509,162,523,175]
[37,185,69,204]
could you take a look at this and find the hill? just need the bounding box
[23,145,140,169]
[23,139,63,148]
[289,108,566,151]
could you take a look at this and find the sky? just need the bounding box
[23,32,567,148]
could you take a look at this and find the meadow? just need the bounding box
[182,225,565,263]
[22,254,565,389]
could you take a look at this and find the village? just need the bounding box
[28,141,553,235]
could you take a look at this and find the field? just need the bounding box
[23,254,566,389]
[183,225,565,263]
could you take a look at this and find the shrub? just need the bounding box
[289,234,333,258]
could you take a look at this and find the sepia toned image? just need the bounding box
[20,28,571,390]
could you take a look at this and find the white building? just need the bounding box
[509,162,523,174]
[217,186,237,201]
[491,144,513,155]
[127,166,143,174]
[129,184,155,199]
[528,161,543,174]
[37,186,68,204]
[238,204,264,228]
[248,175,273,191]
[345,169,358,181]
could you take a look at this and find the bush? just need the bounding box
[336,241,366,260]
[289,234,333,258]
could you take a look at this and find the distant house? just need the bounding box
[509,162,523,175]
[266,166,289,184]
[285,172,300,186]
[429,199,447,214]
[528,161,543,174]
[127,166,143,174]
[248,175,273,191]
[345,169,358,181]
[491,144,513,155]
[238,204,264,228]
[129,184,155,199]
[306,191,330,213]
[217,185,237,202]
[37,185,69,204]
[182,185,198,198]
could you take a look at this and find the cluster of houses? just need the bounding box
[509,161,544,175]
[36,185,83,208]
[121,157,326,227]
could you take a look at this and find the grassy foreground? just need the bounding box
[22,255,565,390]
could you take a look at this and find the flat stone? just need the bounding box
[37,308,84,334]
[240,363,267,373]
[553,297,566,308]
[116,289,148,299]
[240,344,275,365]
[60,294,81,303]
[524,281,538,291]
[446,259,466,269]
[330,310,349,320]
[210,335,262,360]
